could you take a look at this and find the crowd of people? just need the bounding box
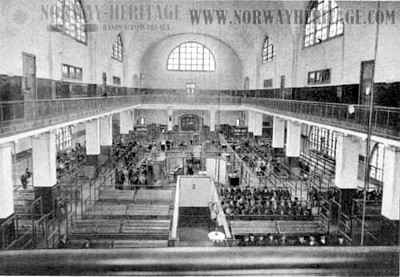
[235,234,345,247]
[56,143,86,178]
[112,135,151,189]
[220,186,312,218]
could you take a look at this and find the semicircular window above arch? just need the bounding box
[52,0,87,43]
[167,42,216,72]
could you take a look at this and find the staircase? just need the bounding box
[178,207,212,228]
[13,189,35,215]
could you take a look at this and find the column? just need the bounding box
[334,134,361,189]
[286,121,301,175]
[286,121,301,157]
[210,109,216,132]
[120,111,132,135]
[130,109,136,128]
[100,116,113,156]
[334,134,363,214]
[168,109,174,131]
[253,112,263,137]
[32,132,57,188]
[247,111,254,134]
[85,119,100,164]
[382,146,400,220]
[272,117,285,148]
[0,143,14,219]
[32,131,57,214]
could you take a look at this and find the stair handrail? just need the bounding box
[169,176,180,242]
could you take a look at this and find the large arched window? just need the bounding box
[56,126,73,151]
[112,34,123,62]
[369,143,385,184]
[262,36,274,63]
[52,0,87,43]
[308,126,337,159]
[167,42,216,72]
[304,0,343,47]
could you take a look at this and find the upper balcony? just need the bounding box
[0,92,399,143]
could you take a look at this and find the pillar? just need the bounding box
[0,143,14,219]
[168,109,174,131]
[120,111,132,135]
[286,121,301,157]
[32,131,57,214]
[382,146,400,220]
[130,109,136,128]
[334,134,361,189]
[272,117,285,148]
[100,116,112,156]
[32,132,57,188]
[210,109,216,132]
[247,111,254,134]
[85,119,100,164]
[253,112,263,137]
[286,121,301,174]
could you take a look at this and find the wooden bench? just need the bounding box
[72,219,121,234]
[113,240,168,248]
[87,203,128,217]
[276,221,326,236]
[121,220,170,238]
[228,215,313,221]
[230,220,278,235]
[99,190,135,201]
[126,204,170,217]
[134,189,173,204]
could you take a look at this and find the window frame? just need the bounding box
[62,64,83,81]
[307,69,331,85]
[52,0,88,45]
[303,0,344,48]
[166,41,216,72]
[308,126,337,159]
[262,36,274,63]
[263,79,273,88]
[113,76,122,86]
[56,126,73,152]
[112,34,124,62]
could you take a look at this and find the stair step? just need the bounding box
[113,240,168,248]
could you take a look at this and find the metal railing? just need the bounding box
[1,95,399,140]
[244,98,400,140]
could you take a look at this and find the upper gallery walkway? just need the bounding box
[0,93,399,145]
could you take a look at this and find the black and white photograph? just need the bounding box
[0,0,399,275]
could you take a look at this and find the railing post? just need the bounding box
[80,182,84,218]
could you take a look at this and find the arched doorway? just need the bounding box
[179,114,202,132]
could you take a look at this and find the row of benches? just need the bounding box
[230,220,326,236]
[71,219,170,239]
[99,189,173,204]
[85,203,170,218]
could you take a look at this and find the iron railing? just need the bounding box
[1,96,399,140]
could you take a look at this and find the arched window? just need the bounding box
[167,42,216,72]
[369,143,385,184]
[56,126,73,151]
[112,34,123,62]
[308,126,337,159]
[262,36,274,63]
[304,0,343,47]
[52,0,87,43]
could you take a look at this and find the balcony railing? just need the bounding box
[243,98,400,140]
[0,95,399,140]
